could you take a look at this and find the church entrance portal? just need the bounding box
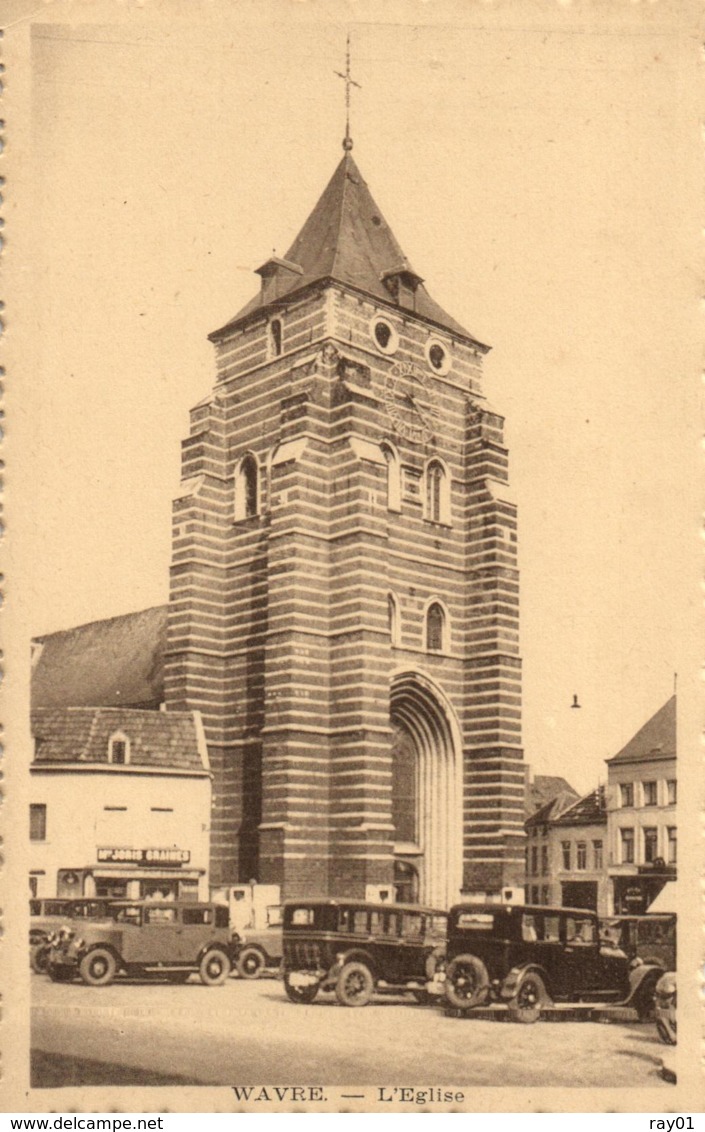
[389,672,463,909]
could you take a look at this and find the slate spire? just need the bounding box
[211,152,482,346]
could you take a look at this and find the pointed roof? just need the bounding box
[553,785,607,827]
[31,606,168,711]
[607,695,677,765]
[210,152,484,346]
[525,789,581,829]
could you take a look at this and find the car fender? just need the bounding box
[80,941,123,969]
[197,941,231,965]
[328,948,377,982]
[500,963,551,1001]
[625,962,665,1003]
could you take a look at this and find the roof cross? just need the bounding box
[335,33,361,152]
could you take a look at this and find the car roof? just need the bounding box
[108,900,228,909]
[283,899,446,916]
[450,903,598,917]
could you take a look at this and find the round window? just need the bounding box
[370,316,398,356]
[425,337,451,375]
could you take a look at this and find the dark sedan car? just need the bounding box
[444,903,664,1022]
[281,899,447,1006]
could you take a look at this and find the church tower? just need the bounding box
[165,139,525,905]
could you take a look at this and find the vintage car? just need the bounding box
[47,900,236,986]
[598,914,676,972]
[30,898,114,972]
[444,903,665,1022]
[280,899,447,1006]
[654,970,677,1045]
[233,905,283,978]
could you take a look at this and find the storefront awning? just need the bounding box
[648,882,676,914]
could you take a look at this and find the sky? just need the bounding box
[8,0,702,794]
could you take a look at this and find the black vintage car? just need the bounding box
[444,903,664,1022]
[281,899,447,1006]
[599,914,676,972]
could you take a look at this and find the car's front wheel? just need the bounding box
[79,947,117,987]
[445,954,489,1009]
[507,971,549,1023]
[237,946,267,979]
[283,969,320,1004]
[31,943,51,974]
[335,961,374,1007]
[199,948,231,986]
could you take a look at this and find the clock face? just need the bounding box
[383,361,439,444]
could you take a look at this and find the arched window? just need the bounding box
[235,454,259,521]
[108,732,130,765]
[269,318,282,357]
[425,459,450,524]
[387,593,400,646]
[426,602,445,652]
[381,442,401,512]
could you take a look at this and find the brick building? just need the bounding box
[165,145,525,906]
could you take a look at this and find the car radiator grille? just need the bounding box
[285,941,321,968]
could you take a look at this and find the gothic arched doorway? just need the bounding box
[389,671,463,909]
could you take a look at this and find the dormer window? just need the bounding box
[269,318,283,357]
[381,265,424,310]
[109,733,130,765]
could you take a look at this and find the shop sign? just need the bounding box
[97,847,190,865]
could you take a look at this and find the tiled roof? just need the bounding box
[607,695,676,765]
[553,785,606,827]
[525,774,578,819]
[31,707,208,773]
[210,152,484,346]
[31,606,168,711]
[525,789,580,829]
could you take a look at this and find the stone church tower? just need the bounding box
[165,143,524,906]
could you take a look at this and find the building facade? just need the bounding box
[606,696,677,914]
[30,707,211,900]
[165,148,525,905]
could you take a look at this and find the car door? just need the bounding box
[137,904,181,964]
[559,912,603,996]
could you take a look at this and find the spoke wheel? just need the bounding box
[445,954,489,1010]
[199,948,231,986]
[31,943,51,974]
[335,961,374,1007]
[79,947,117,987]
[507,971,549,1024]
[283,970,320,1004]
[237,946,267,979]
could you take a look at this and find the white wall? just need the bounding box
[30,769,211,897]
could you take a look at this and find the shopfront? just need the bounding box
[55,848,205,901]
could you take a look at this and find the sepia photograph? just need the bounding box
[2,0,702,1114]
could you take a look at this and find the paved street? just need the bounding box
[31,972,671,1090]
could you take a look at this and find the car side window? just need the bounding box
[144,906,177,924]
[291,907,314,926]
[215,907,230,928]
[402,913,423,938]
[565,916,596,944]
[521,914,538,942]
[352,911,369,935]
[182,907,213,925]
[116,906,142,925]
[543,914,560,942]
[30,901,40,915]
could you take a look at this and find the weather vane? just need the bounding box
[335,33,361,152]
